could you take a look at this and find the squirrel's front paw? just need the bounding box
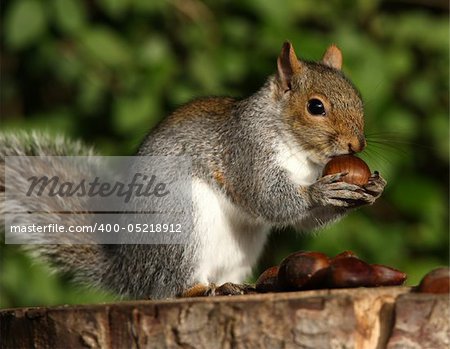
[363,171,387,199]
[310,172,383,208]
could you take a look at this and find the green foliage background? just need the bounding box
[1,0,448,307]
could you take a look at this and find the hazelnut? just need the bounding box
[322,155,371,186]
[278,251,330,290]
[255,266,280,293]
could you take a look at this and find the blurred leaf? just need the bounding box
[411,223,448,251]
[77,73,107,114]
[98,0,131,19]
[427,113,449,160]
[52,0,87,35]
[386,47,414,79]
[54,50,85,83]
[390,176,445,220]
[388,13,449,51]
[78,27,131,67]
[171,84,201,105]
[339,30,392,106]
[189,51,221,91]
[246,0,295,27]
[221,18,251,43]
[2,111,77,136]
[217,49,247,83]
[4,0,47,49]
[406,75,435,109]
[380,107,418,138]
[132,0,166,13]
[113,93,159,134]
[136,36,172,66]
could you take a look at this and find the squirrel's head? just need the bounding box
[274,41,365,165]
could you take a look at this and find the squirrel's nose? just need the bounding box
[348,136,366,153]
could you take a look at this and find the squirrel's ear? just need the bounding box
[277,41,302,91]
[322,44,342,70]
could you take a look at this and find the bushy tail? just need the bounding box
[0,132,109,291]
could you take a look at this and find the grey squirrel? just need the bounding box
[0,42,386,299]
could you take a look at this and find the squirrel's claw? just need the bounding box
[363,172,387,199]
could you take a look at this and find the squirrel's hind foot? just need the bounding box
[180,283,256,298]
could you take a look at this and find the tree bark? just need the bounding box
[1,287,449,349]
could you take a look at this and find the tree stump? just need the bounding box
[1,287,449,349]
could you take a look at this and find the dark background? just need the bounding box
[1,0,448,307]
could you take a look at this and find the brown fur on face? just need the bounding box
[274,42,365,165]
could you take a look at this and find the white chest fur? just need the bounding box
[275,138,322,186]
[191,179,270,285]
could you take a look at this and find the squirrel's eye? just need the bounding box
[307,99,326,116]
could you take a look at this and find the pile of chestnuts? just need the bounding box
[255,251,407,293]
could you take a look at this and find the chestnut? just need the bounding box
[278,251,330,290]
[416,267,450,294]
[322,155,371,186]
[371,264,407,286]
[255,266,280,293]
[332,250,358,261]
[255,249,409,293]
[328,256,374,288]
